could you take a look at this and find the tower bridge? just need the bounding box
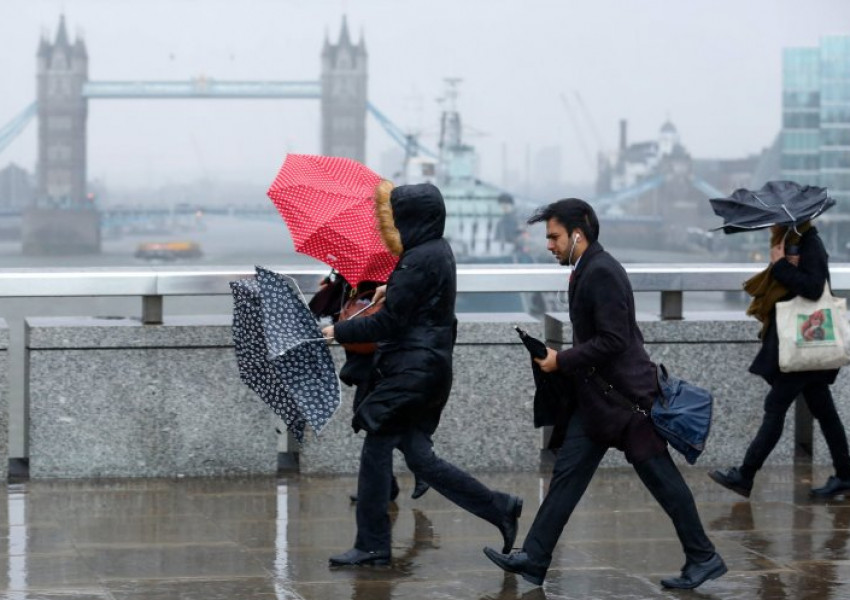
[1,14,378,255]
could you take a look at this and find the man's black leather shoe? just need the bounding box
[708,467,753,498]
[498,495,524,553]
[411,479,430,499]
[328,547,391,566]
[661,553,727,589]
[811,475,850,498]
[483,547,546,586]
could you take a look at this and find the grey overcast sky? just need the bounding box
[1,0,849,192]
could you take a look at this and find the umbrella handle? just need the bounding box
[345,301,376,319]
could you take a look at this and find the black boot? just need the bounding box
[483,547,546,585]
[708,467,753,498]
[411,478,430,499]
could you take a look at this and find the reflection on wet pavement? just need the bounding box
[1,466,850,598]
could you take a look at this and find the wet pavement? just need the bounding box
[1,464,850,599]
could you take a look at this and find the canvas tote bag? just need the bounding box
[776,282,850,373]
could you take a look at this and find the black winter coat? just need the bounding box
[334,183,457,434]
[749,226,839,386]
[554,242,658,447]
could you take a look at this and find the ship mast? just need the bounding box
[439,78,463,152]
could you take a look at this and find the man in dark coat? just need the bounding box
[710,222,850,498]
[322,181,522,567]
[483,198,725,589]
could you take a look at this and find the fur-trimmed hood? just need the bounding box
[374,182,445,255]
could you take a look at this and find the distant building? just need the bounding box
[0,163,35,210]
[601,120,685,192]
[692,135,781,197]
[597,120,714,232]
[595,120,781,249]
[782,35,850,210]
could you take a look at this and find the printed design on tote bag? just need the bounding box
[797,308,837,346]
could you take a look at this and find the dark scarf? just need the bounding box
[744,221,811,337]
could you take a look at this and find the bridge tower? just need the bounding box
[321,17,367,162]
[36,15,88,206]
[27,15,99,255]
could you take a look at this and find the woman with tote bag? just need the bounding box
[709,221,850,498]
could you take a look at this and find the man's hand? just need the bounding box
[534,348,559,373]
[322,325,334,342]
[372,284,387,305]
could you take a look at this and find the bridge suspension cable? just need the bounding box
[367,102,438,159]
[0,102,38,156]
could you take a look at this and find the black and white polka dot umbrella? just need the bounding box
[230,266,341,443]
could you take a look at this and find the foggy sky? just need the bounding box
[1,0,848,194]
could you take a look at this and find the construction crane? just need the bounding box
[559,93,596,172]
[573,91,605,156]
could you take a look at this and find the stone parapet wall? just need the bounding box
[298,314,543,474]
[546,314,850,469]
[25,316,277,478]
[302,313,850,474]
[19,313,849,478]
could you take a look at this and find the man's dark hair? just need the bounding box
[527,198,600,242]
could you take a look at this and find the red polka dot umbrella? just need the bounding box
[267,154,398,285]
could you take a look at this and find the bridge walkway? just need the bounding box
[2,465,848,599]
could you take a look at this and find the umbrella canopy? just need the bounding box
[710,180,836,234]
[267,154,398,285]
[230,266,341,443]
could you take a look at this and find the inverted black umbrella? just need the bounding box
[710,180,835,234]
[230,266,341,443]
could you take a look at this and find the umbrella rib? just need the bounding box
[273,272,313,308]
[750,191,771,208]
[269,338,328,358]
[779,204,797,225]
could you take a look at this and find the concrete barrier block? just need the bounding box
[26,316,277,478]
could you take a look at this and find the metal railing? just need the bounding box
[0,264,848,323]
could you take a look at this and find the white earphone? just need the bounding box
[559,233,582,308]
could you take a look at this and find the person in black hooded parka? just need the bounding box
[309,274,429,503]
[323,181,523,567]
